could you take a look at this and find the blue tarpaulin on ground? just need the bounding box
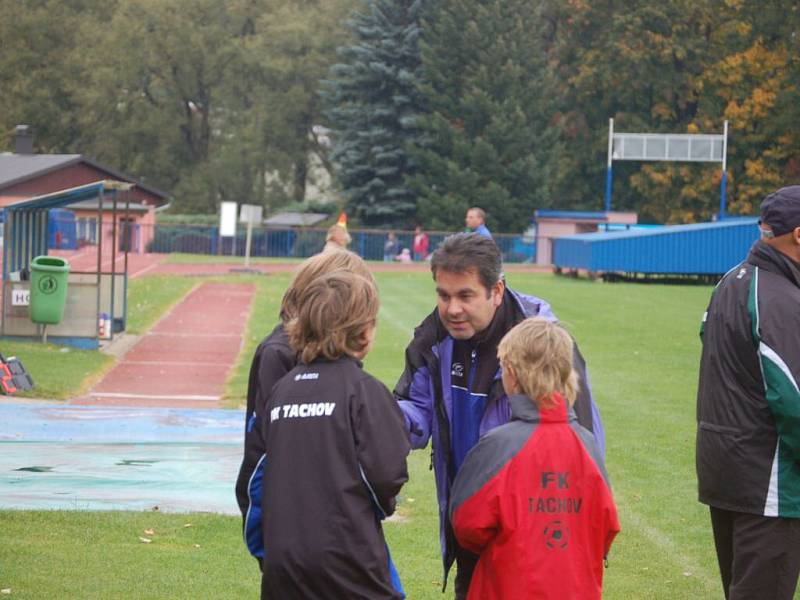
[0,402,243,514]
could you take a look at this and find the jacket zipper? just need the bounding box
[467,349,477,394]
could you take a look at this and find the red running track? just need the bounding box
[72,282,256,408]
[49,248,166,279]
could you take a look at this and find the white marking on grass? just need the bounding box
[620,505,719,593]
[378,302,418,337]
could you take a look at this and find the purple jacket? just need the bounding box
[394,288,605,584]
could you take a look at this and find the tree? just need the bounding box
[325,0,427,227]
[538,0,722,222]
[410,0,554,233]
[69,0,262,212]
[243,0,357,210]
[0,0,113,153]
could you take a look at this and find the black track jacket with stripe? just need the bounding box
[258,356,410,600]
[697,240,800,517]
[236,323,295,526]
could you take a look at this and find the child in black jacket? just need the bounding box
[249,269,410,600]
[235,250,375,535]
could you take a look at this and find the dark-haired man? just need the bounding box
[394,232,605,598]
[697,185,800,600]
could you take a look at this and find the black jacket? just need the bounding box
[257,357,410,599]
[235,324,296,522]
[697,241,800,517]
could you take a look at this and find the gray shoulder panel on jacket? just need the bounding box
[570,422,611,488]
[449,421,535,516]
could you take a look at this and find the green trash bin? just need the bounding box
[30,255,70,325]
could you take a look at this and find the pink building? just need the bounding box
[0,126,169,254]
[534,210,638,266]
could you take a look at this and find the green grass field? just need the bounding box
[1,269,763,598]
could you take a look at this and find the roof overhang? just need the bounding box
[4,180,133,212]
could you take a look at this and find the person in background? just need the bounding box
[384,232,400,262]
[255,270,409,599]
[395,248,412,263]
[235,250,374,553]
[324,223,351,251]
[696,185,800,600]
[450,317,619,600]
[413,226,430,261]
[394,233,604,598]
[465,207,492,239]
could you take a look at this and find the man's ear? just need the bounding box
[492,279,505,306]
[503,364,519,394]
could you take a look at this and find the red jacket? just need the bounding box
[449,394,619,600]
[412,233,429,257]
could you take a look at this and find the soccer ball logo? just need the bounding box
[542,519,570,550]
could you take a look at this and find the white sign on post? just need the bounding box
[239,204,263,225]
[219,201,238,256]
[239,204,264,267]
[220,202,237,237]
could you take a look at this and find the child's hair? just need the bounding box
[279,250,373,323]
[326,223,352,245]
[497,317,578,409]
[286,270,379,364]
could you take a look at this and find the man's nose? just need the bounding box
[447,299,463,316]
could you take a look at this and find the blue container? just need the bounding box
[48,208,77,250]
[553,218,759,275]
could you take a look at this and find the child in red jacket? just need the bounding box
[449,317,620,600]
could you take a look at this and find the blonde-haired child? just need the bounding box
[258,270,409,599]
[450,317,620,600]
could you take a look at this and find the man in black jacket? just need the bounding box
[696,185,800,600]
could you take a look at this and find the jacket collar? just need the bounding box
[748,240,800,288]
[509,392,571,423]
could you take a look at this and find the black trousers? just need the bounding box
[710,506,800,600]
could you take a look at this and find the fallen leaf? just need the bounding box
[683,571,692,577]
[194,544,201,548]
[139,537,152,544]
[183,523,193,528]
[1,589,11,595]
[144,529,155,535]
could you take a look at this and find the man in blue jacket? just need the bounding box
[394,233,605,598]
[465,207,492,239]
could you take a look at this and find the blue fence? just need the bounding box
[28,215,535,263]
[143,224,537,263]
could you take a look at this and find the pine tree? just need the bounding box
[409,0,554,233]
[324,0,427,228]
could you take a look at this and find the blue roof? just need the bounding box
[5,181,131,212]
[535,209,610,221]
[558,218,758,241]
[552,218,760,275]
